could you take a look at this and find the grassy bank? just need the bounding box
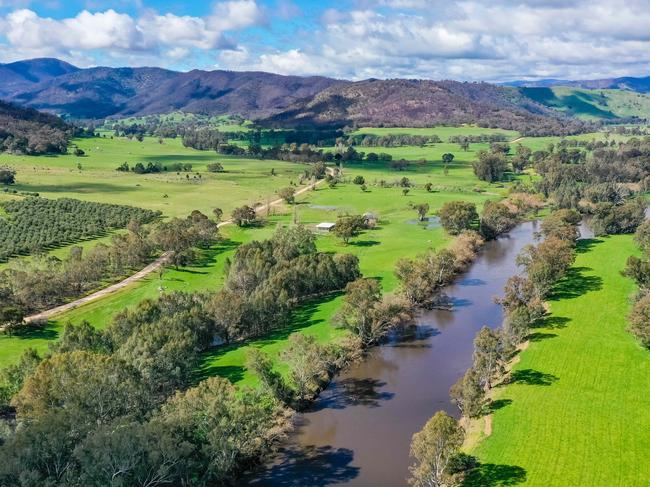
[467,235,650,486]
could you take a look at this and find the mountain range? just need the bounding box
[1,58,649,132]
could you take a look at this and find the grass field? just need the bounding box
[0,144,507,373]
[0,135,311,218]
[467,235,650,486]
[351,126,519,140]
[521,87,650,120]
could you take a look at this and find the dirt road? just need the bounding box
[24,177,326,323]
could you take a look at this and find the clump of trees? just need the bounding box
[0,167,16,185]
[231,205,257,227]
[206,162,225,172]
[438,201,478,235]
[534,137,650,220]
[334,214,367,244]
[246,332,358,409]
[473,149,509,182]
[395,231,484,308]
[591,198,647,236]
[479,200,520,240]
[333,278,412,347]
[408,411,467,487]
[117,161,193,174]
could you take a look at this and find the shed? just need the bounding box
[316,222,336,232]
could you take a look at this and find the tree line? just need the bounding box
[407,209,580,487]
[624,220,650,349]
[0,211,218,328]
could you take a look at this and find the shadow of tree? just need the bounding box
[312,377,395,411]
[575,238,603,254]
[535,316,571,329]
[487,398,513,413]
[509,368,558,386]
[6,323,59,341]
[549,267,602,300]
[246,445,359,486]
[462,463,527,486]
[527,332,558,342]
[349,240,381,247]
[387,325,440,349]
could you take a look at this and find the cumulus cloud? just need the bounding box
[2,0,650,80]
[0,1,265,65]
[218,0,650,81]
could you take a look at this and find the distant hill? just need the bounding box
[0,58,620,134]
[0,58,79,97]
[505,75,650,93]
[264,79,592,136]
[0,100,71,154]
[2,59,343,120]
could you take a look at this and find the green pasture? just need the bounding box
[0,135,311,218]
[0,150,507,372]
[351,126,519,140]
[521,86,650,121]
[468,235,650,486]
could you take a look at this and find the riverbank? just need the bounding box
[468,235,650,486]
[244,221,539,486]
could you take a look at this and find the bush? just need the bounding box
[628,294,650,348]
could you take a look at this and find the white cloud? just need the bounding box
[0,1,265,66]
[218,0,650,81]
[3,0,650,80]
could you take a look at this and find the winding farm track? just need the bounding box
[24,176,327,323]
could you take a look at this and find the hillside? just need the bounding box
[0,58,79,97]
[520,87,650,121]
[0,58,621,134]
[2,59,342,120]
[0,100,71,154]
[506,75,650,93]
[264,79,592,135]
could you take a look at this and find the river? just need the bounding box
[245,220,567,486]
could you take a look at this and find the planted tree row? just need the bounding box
[0,197,161,261]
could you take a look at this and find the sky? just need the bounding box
[1,0,649,82]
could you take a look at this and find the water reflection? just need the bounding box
[245,221,539,486]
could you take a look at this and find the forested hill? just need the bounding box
[0,100,71,154]
[1,59,343,120]
[0,57,635,134]
[263,78,594,136]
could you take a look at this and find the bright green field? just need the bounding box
[468,236,650,486]
[0,135,311,218]
[0,150,506,373]
[351,126,519,140]
[521,87,650,120]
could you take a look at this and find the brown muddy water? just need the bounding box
[245,220,590,487]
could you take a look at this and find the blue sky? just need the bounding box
[1,0,650,81]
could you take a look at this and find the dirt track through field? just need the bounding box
[24,176,327,323]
